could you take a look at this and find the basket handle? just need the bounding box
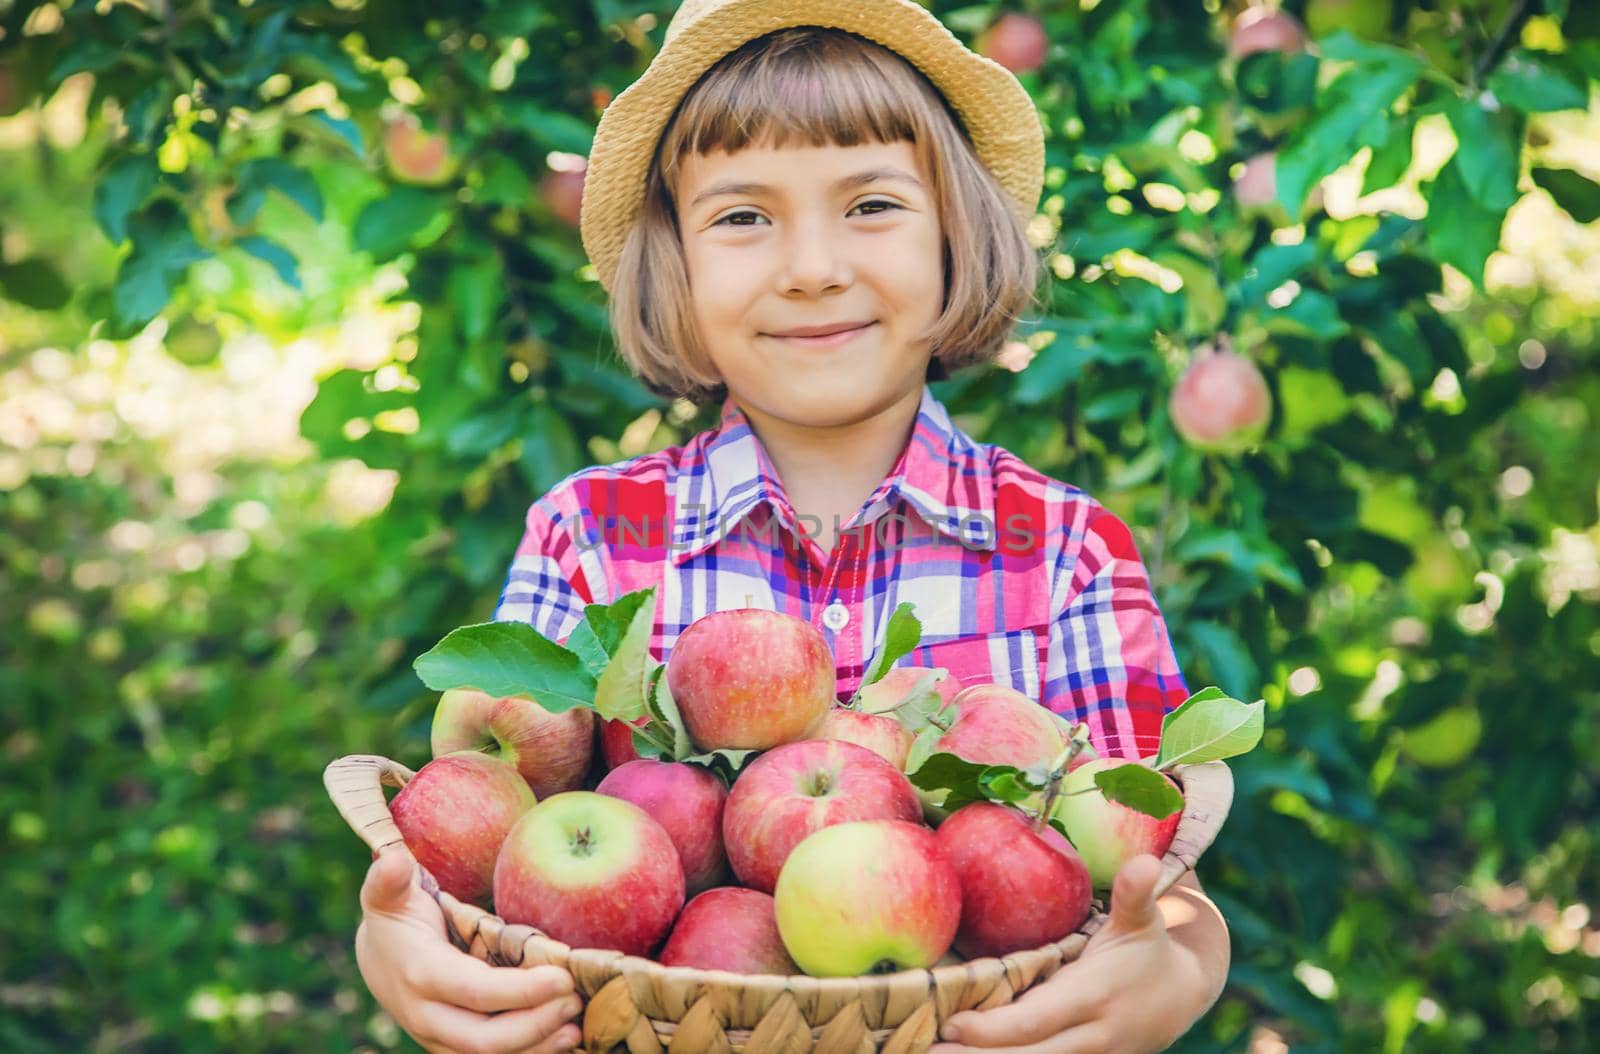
[323,754,418,856]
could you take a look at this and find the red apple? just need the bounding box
[596,759,729,896]
[773,820,961,976]
[431,687,594,800]
[390,752,536,906]
[493,791,685,956]
[1228,7,1308,59]
[600,715,646,769]
[542,160,587,228]
[933,683,1070,769]
[722,739,923,893]
[1051,758,1184,890]
[1169,347,1273,454]
[977,13,1048,75]
[383,112,456,186]
[1232,151,1278,209]
[934,802,1092,958]
[805,707,914,769]
[666,608,837,751]
[657,887,799,974]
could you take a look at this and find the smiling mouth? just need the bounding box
[766,322,876,347]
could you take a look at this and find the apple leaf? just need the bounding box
[592,591,656,724]
[857,603,922,694]
[907,750,1032,812]
[630,728,668,761]
[681,747,759,785]
[885,670,956,733]
[902,724,943,776]
[1089,764,1185,820]
[646,663,692,760]
[562,622,610,678]
[582,588,657,657]
[1153,687,1266,768]
[413,622,597,711]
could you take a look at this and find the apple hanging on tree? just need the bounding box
[1170,343,1273,454]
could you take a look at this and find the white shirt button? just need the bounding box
[822,601,850,631]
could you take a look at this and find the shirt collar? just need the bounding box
[670,385,997,565]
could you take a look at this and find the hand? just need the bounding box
[355,845,583,1054]
[930,855,1205,1054]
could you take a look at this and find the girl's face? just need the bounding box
[675,139,944,430]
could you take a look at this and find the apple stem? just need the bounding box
[1031,730,1088,835]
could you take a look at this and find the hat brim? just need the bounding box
[578,0,1045,293]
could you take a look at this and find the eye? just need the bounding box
[711,199,902,226]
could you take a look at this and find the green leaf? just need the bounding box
[1531,166,1600,224]
[0,257,72,310]
[111,202,211,333]
[480,155,535,207]
[1091,764,1186,820]
[1425,159,1509,289]
[1276,55,1422,215]
[581,589,657,658]
[980,769,1037,804]
[448,255,506,342]
[592,590,657,724]
[93,154,160,246]
[232,158,325,226]
[236,235,301,289]
[501,101,595,154]
[1154,687,1266,768]
[353,188,450,262]
[859,603,922,691]
[562,622,610,679]
[1488,51,1590,114]
[1361,117,1414,195]
[1082,388,1144,423]
[1263,289,1350,341]
[907,751,1039,816]
[646,664,692,760]
[903,725,943,777]
[413,622,598,712]
[1446,99,1521,211]
[1185,620,1261,703]
[681,747,760,785]
[1172,526,1305,592]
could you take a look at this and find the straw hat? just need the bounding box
[577,0,1046,294]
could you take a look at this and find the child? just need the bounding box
[357,4,1230,1052]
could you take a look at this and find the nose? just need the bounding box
[777,220,852,296]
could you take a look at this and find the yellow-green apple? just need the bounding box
[773,820,961,976]
[493,791,684,956]
[431,687,594,800]
[933,802,1092,958]
[1051,757,1184,890]
[855,665,961,715]
[1170,347,1273,454]
[656,887,798,974]
[722,740,922,893]
[1228,7,1308,59]
[666,608,836,750]
[383,111,456,185]
[390,751,536,906]
[596,759,729,895]
[977,13,1048,74]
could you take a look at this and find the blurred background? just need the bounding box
[2,1,1596,1051]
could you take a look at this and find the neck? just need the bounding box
[737,386,924,531]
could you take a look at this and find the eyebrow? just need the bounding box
[687,166,924,211]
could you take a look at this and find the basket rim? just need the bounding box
[324,753,1233,993]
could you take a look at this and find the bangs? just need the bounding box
[655,28,955,200]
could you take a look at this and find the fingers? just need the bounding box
[426,961,575,1016]
[360,845,418,916]
[412,992,584,1054]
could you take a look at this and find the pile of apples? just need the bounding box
[390,608,1185,977]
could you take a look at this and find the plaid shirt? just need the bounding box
[494,385,1189,760]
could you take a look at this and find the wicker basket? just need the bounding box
[326,755,1233,1053]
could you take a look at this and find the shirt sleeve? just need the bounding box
[492,490,600,645]
[1043,503,1189,761]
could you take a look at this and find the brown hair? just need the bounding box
[606,26,1046,405]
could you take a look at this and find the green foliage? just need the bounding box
[2,1,1598,1052]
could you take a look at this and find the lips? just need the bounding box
[765,322,875,348]
[767,321,873,338]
